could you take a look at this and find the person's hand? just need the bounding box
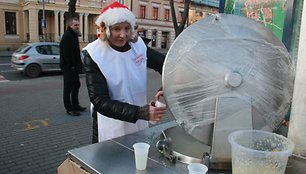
[282,119,289,127]
[148,102,167,122]
[155,90,164,101]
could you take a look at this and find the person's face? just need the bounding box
[108,22,132,47]
[70,19,81,36]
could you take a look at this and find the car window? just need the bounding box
[49,45,60,55]
[15,44,31,53]
[36,45,51,55]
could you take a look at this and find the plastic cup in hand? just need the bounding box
[187,163,208,174]
[149,100,166,124]
[155,100,166,107]
[133,142,150,170]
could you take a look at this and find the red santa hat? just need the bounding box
[95,2,136,38]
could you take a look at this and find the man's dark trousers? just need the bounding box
[63,68,80,111]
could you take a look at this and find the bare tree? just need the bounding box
[68,0,77,18]
[170,0,191,37]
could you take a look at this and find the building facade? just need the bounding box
[0,0,218,51]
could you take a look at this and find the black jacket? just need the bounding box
[60,27,82,72]
[82,44,165,123]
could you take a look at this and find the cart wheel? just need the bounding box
[25,64,41,78]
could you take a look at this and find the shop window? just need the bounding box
[5,12,17,35]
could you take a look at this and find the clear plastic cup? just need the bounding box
[187,163,208,174]
[155,100,166,107]
[133,142,150,170]
[228,130,295,174]
[149,100,166,124]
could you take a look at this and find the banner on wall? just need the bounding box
[225,0,287,41]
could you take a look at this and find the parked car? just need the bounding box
[11,42,61,77]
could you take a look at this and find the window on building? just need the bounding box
[165,9,170,21]
[5,12,17,35]
[153,7,158,20]
[152,30,157,47]
[118,0,124,4]
[178,11,183,23]
[140,5,146,19]
[161,32,168,49]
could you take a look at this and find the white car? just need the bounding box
[11,42,61,77]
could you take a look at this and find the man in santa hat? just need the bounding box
[82,2,167,143]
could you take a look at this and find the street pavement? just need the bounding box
[0,50,13,57]
[0,65,174,173]
[0,75,92,174]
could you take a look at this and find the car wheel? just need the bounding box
[25,64,41,78]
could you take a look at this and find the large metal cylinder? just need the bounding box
[162,14,295,144]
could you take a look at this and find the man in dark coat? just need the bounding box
[60,17,86,116]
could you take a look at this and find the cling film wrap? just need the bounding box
[162,14,295,142]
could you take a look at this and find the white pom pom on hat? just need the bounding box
[95,2,136,38]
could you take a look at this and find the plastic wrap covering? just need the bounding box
[162,14,295,144]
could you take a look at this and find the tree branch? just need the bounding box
[68,0,77,18]
[170,0,191,37]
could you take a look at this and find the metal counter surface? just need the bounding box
[67,121,231,174]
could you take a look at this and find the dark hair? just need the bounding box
[68,16,79,26]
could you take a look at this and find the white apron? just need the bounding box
[84,37,148,142]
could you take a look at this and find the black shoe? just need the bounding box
[76,106,87,112]
[66,110,80,116]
